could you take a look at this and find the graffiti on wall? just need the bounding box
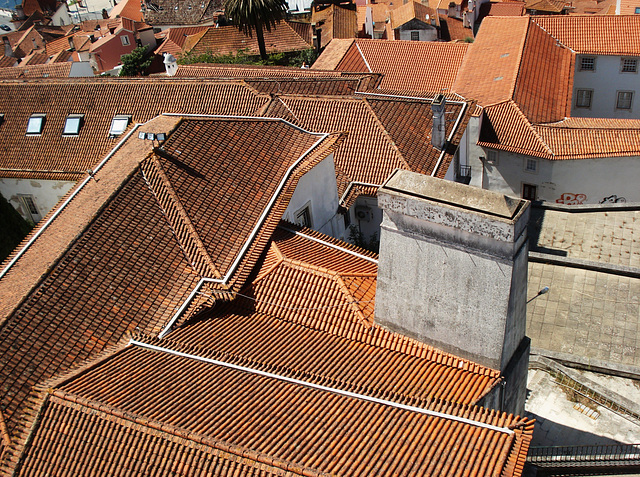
[600,195,627,204]
[556,193,586,205]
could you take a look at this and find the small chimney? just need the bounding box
[68,36,75,50]
[431,93,446,150]
[375,170,531,415]
[163,52,177,76]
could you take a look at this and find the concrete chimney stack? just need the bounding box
[431,93,446,150]
[375,170,530,415]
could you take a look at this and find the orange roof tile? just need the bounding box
[483,0,526,15]
[356,3,389,35]
[310,38,354,69]
[526,0,567,12]
[312,4,358,49]
[0,79,269,181]
[0,62,73,78]
[479,103,640,159]
[438,15,474,41]
[334,39,470,92]
[184,22,311,58]
[389,1,436,30]
[453,16,573,123]
[153,25,209,56]
[0,117,341,448]
[532,15,640,55]
[109,0,144,21]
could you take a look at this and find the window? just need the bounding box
[26,114,45,135]
[486,150,498,164]
[109,114,131,136]
[121,34,130,46]
[621,58,637,73]
[18,194,41,223]
[580,56,595,71]
[525,158,537,172]
[617,91,633,110]
[635,6,640,13]
[575,89,592,108]
[410,31,419,41]
[63,114,84,136]
[294,203,313,228]
[522,183,537,201]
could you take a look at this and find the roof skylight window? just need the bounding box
[26,114,46,135]
[63,114,84,136]
[109,114,131,137]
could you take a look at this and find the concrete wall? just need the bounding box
[396,24,438,42]
[375,170,530,414]
[482,148,640,204]
[283,153,345,239]
[572,54,640,119]
[1,178,75,223]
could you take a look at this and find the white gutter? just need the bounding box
[130,339,515,436]
[339,181,382,207]
[355,42,373,73]
[431,101,468,177]
[278,225,378,264]
[0,124,141,281]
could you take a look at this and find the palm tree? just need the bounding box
[224,0,289,61]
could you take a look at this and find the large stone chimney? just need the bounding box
[431,94,446,150]
[375,170,530,415]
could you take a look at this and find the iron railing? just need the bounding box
[527,443,640,468]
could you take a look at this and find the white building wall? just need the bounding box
[397,27,437,41]
[482,149,640,204]
[283,153,345,239]
[571,54,640,119]
[51,3,72,26]
[1,178,75,223]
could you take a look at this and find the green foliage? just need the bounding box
[0,193,32,263]
[119,46,153,77]
[463,37,474,43]
[224,0,289,59]
[178,48,316,68]
[348,225,379,254]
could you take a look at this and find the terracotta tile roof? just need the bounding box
[0,62,73,78]
[310,38,354,69]
[153,25,209,56]
[312,4,358,49]
[174,63,343,77]
[19,51,49,65]
[185,23,311,58]
[480,0,526,15]
[8,337,531,476]
[246,77,370,95]
[532,15,640,55]
[438,15,474,42]
[525,0,567,12]
[453,16,573,123]
[0,56,18,68]
[479,102,640,159]
[0,79,269,181]
[0,117,341,449]
[142,0,222,26]
[261,93,471,206]
[287,20,312,45]
[618,0,639,14]
[356,3,389,35]
[109,0,144,21]
[333,39,470,92]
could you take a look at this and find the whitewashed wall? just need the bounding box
[572,54,640,119]
[283,153,345,239]
[1,178,75,223]
[397,27,437,42]
[481,149,640,204]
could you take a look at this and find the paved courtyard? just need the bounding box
[526,206,640,371]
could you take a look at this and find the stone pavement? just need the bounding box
[526,205,640,372]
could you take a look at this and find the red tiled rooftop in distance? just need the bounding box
[0,62,73,78]
[334,39,470,92]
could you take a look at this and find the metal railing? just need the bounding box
[527,443,640,468]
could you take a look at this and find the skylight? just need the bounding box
[109,115,131,137]
[63,114,84,136]
[26,114,46,135]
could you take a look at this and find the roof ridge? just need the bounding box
[141,154,222,280]
[362,98,412,170]
[509,101,554,156]
[510,17,532,103]
[334,273,373,328]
